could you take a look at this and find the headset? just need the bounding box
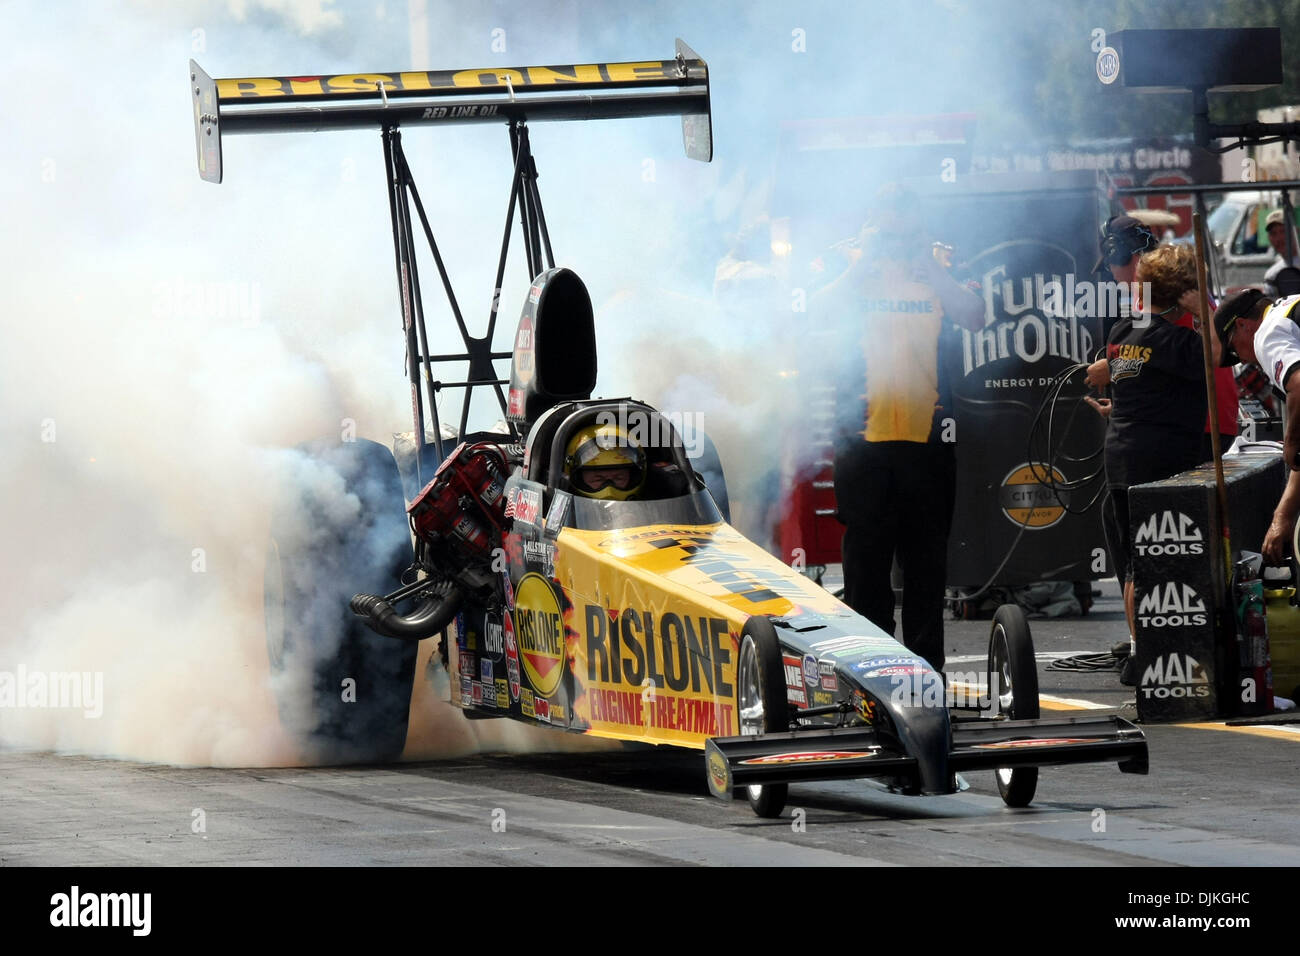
[1099,217,1158,269]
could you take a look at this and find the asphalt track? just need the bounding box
[4,579,1300,867]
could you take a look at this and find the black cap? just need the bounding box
[1214,288,1268,367]
[1093,214,1157,274]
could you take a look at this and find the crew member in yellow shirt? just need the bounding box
[819,185,984,671]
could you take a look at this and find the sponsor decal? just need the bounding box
[999,463,1067,529]
[808,634,900,660]
[521,688,535,719]
[524,539,555,576]
[783,654,808,707]
[459,651,476,676]
[582,604,734,697]
[817,659,836,676]
[1133,511,1204,556]
[513,316,534,385]
[472,681,483,705]
[973,737,1098,749]
[480,659,493,684]
[550,702,565,723]
[460,675,473,707]
[514,573,565,697]
[504,613,521,702]
[853,655,915,673]
[495,678,509,709]
[583,686,732,735]
[507,387,525,418]
[514,487,542,527]
[1140,653,1211,700]
[852,690,876,721]
[544,491,571,538]
[484,615,504,659]
[707,749,730,793]
[535,697,550,723]
[1276,359,1285,386]
[1137,583,1207,628]
[739,750,871,766]
[802,654,819,687]
[810,689,834,707]
[863,664,925,679]
[215,63,679,102]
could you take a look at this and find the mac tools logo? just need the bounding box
[1140,654,1210,700]
[1133,511,1204,557]
[1137,582,1207,628]
[961,240,1098,377]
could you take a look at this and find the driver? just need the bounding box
[563,423,646,500]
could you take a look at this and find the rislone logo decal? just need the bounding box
[513,573,565,697]
[216,62,677,100]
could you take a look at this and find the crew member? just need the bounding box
[1175,285,1238,463]
[820,185,984,672]
[1264,210,1300,297]
[1214,289,1300,564]
[1084,244,1208,685]
[564,423,646,501]
[1093,214,1158,332]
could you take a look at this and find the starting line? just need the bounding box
[946,676,1109,712]
[1173,721,1300,742]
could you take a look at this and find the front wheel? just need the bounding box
[736,616,789,818]
[988,604,1040,807]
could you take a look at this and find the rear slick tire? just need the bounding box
[264,438,417,764]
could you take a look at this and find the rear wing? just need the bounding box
[190,40,712,182]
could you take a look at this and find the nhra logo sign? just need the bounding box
[1133,511,1203,557]
[1137,582,1207,628]
[1140,653,1211,700]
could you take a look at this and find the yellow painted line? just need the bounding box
[1174,720,1300,742]
[1040,694,1109,711]
[948,682,1109,712]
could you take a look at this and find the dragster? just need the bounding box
[192,45,1146,816]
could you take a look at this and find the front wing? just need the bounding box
[704,714,1148,797]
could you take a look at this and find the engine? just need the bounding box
[408,441,510,589]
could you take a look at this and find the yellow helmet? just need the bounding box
[564,422,646,500]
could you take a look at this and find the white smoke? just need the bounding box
[3,0,1185,766]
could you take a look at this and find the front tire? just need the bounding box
[736,616,789,818]
[988,604,1040,807]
